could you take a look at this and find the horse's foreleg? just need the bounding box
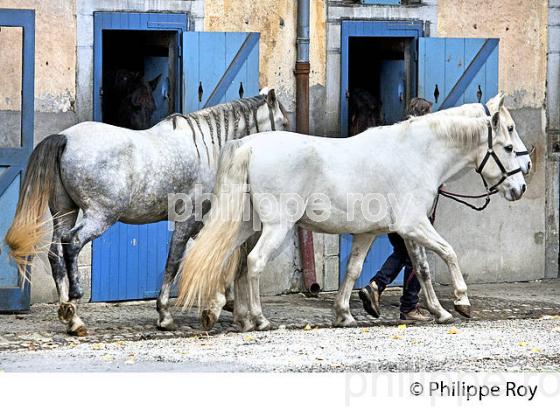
[61,212,113,336]
[403,240,454,324]
[403,220,471,318]
[230,236,259,331]
[334,233,376,327]
[233,254,253,332]
[157,216,203,331]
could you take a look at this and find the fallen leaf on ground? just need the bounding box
[398,324,407,330]
[447,327,459,334]
[391,334,403,340]
[531,347,542,353]
[361,327,369,333]
[518,341,528,347]
[304,324,312,331]
[101,354,114,362]
[92,343,105,350]
[243,335,254,342]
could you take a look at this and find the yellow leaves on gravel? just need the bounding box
[447,326,459,335]
[303,324,312,331]
[518,341,528,347]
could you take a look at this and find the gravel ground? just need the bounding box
[2,318,560,372]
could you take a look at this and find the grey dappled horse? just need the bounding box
[5,89,288,335]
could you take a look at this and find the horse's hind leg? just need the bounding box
[403,240,454,324]
[245,224,292,331]
[61,210,114,336]
[334,233,376,327]
[201,225,258,331]
[49,210,78,326]
[157,215,203,331]
[403,219,471,318]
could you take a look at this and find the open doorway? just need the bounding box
[101,30,179,129]
[347,36,417,136]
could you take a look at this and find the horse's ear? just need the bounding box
[491,111,500,129]
[266,89,277,107]
[149,74,162,91]
[496,92,505,109]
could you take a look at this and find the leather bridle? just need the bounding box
[434,104,523,214]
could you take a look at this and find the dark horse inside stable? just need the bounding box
[103,69,161,130]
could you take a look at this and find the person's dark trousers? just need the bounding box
[370,233,421,313]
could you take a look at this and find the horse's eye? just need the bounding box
[505,144,514,153]
[508,125,514,133]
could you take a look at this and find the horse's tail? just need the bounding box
[177,140,252,310]
[5,134,67,278]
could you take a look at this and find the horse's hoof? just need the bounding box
[234,318,255,332]
[201,310,217,331]
[58,303,76,323]
[223,300,234,313]
[454,304,472,318]
[68,326,88,337]
[255,317,271,331]
[156,318,177,331]
[435,313,456,324]
[334,316,357,328]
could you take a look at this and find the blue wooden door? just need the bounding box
[418,38,499,110]
[0,9,35,311]
[91,12,188,301]
[339,21,423,289]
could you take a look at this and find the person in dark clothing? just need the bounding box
[359,97,433,322]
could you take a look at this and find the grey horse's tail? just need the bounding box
[177,140,252,310]
[5,134,67,279]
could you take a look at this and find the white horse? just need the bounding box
[176,95,526,330]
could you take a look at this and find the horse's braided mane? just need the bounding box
[161,95,268,130]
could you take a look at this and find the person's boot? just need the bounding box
[399,306,431,322]
[359,282,381,318]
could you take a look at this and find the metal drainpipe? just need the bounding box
[295,0,320,295]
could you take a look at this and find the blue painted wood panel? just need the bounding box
[183,32,260,113]
[379,60,406,124]
[339,21,422,290]
[91,12,188,302]
[0,9,34,311]
[418,38,499,111]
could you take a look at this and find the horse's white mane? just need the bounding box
[404,111,489,149]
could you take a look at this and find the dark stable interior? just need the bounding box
[101,29,177,125]
[348,36,411,134]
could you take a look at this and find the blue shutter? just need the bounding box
[183,32,260,113]
[0,9,34,311]
[418,38,499,110]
